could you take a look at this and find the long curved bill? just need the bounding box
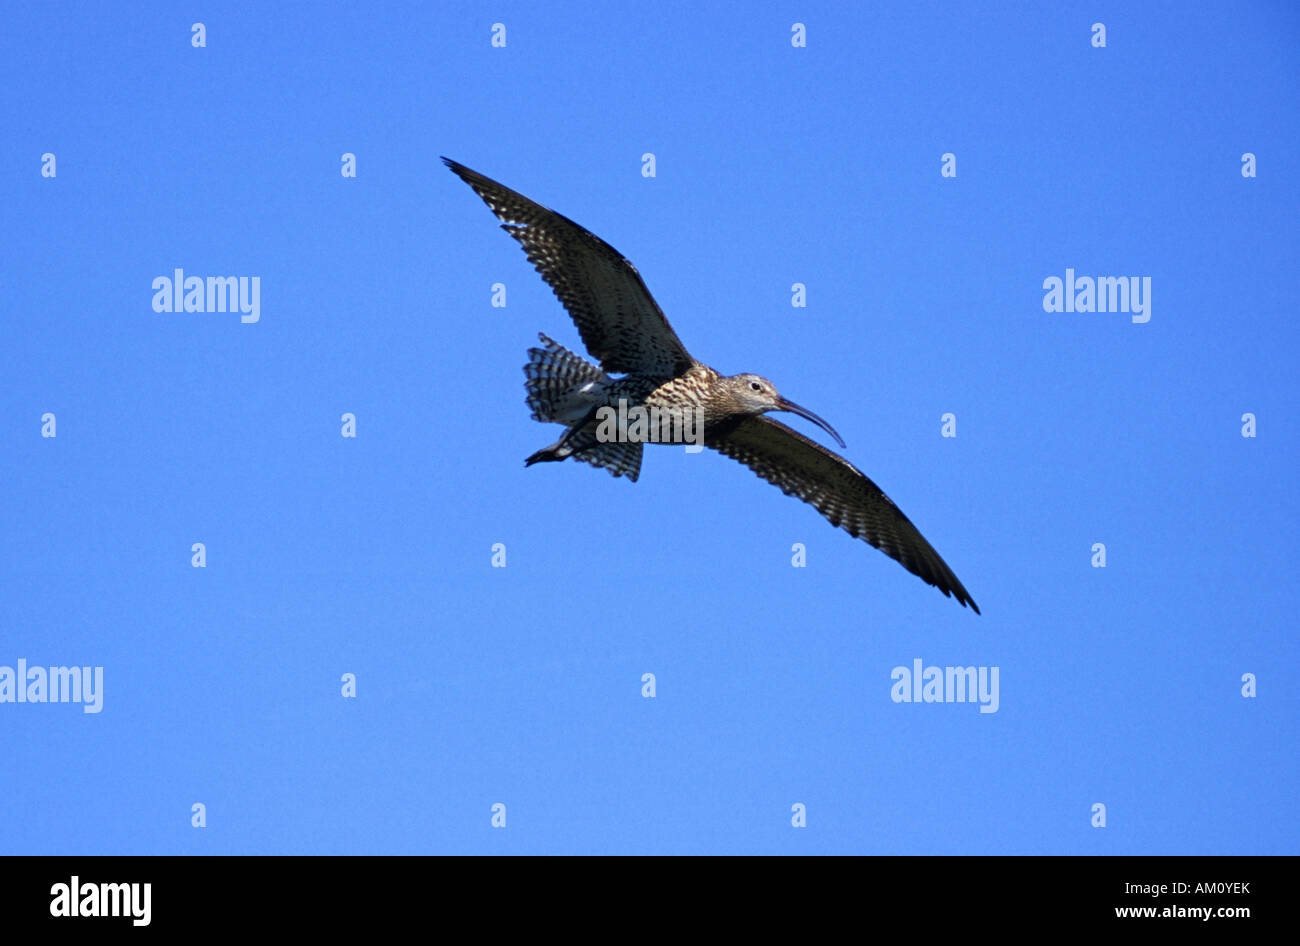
[777,397,846,449]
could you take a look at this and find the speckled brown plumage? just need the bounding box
[444,158,694,378]
[706,415,979,613]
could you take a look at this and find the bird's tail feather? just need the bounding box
[525,428,643,482]
[523,333,607,423]
[523,333,641,480]
[572,440,643,481]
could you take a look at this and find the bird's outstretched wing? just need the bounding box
[707,415,980,613]
[443,158,695,378]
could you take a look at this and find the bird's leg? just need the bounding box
[525,419,598,467]
[525,438,567,467]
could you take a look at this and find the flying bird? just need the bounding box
[444,158,979,613]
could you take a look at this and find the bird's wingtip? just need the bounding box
[940,578,980,615]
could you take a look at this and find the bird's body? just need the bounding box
[445,157,980,613]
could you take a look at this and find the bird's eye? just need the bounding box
[750,382,762,392]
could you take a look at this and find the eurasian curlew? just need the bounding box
[444,158,979,614]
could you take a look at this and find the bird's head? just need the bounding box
[725,373,846,448]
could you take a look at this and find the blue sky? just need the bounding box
[1,1,1296,854]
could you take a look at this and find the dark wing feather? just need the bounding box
[443,158,694,378]
[707,416,980,613]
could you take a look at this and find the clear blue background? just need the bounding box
[2,1,1296,855]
